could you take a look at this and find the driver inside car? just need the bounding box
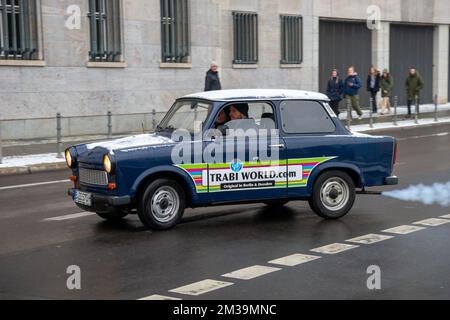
[224,103,259,134]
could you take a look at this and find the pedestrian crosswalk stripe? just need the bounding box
[382,225,426,235]
[310,243,359,254]
[169,279,233,296]
[269,254,321,267]
[413,218,450,227]
[346,234,394,245]
[139,295,181,301]
[222,265,281,280]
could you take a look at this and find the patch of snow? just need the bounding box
[86,134,174,153]
[339,103,450,120]
[350,116,450,133]
[0,153,65,168]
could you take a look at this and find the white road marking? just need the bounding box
[222,265,282,280]
[0,180,70,191]
[439,214,450,219]
[311,243,359,255]
[413,218,450,227]
[169,279,233,296]
[382,225,426,235]
[346,234,394,245]
[43,212,96,222]
[139,295,182,301]
[269,254,321,267]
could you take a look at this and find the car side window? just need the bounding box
[211,102,276,136]
[280,100,336,134]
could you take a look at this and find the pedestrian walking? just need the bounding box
[405,67,424,118]
[379,69,394,115]
[344,66,363,120]
[367,66,381,113]
[204,61,222,92]
[326,69,344,116]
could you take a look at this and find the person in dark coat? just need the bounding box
[367,66,381,113]
[204,61,222,92]
[405,67,425,117]
[326,69,344,116]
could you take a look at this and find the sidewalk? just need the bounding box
[1,113,450,176]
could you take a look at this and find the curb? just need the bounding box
[1,119,449,177]
[0,162,68,176]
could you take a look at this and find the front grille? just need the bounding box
[79,168,109,186]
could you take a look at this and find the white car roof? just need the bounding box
[182,89,330,102]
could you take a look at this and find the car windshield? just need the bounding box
[158,101,212,134]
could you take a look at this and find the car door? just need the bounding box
[206,102,288,203]
[279,100,338,197]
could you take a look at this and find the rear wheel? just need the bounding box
[308,171,355,219]
[138,178,186,230]
[96,210,128,221]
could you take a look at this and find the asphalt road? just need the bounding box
[1,124,450,300]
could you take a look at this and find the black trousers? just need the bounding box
[369,90,378,113]
[329,100,340,116]
[407,99,420,115]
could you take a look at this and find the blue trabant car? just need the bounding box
[66,89,398,230]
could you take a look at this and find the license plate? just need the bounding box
[74,191,92,207]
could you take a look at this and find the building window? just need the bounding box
[280,15,302,64]
[0,0,39,60]
[88,0,122,62]
[233,12,258,64]
[160,0,190,63]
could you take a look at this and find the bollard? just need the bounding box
[152,109,157,132]
[0,119,3,164]
[369,97,374,128]
[393,96,398,126]
[107,111,112,139]
[434,94,438,122]
[56,113,63,159]
[414,95,419,124]
[346,98,352,130]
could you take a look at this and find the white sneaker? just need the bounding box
[358,115,364,120]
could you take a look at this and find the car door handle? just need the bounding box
[269,144,286,149]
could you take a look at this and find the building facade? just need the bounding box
[1,0,449,139]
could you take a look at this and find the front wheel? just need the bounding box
[308,171,355,219]
[138,179,186,230]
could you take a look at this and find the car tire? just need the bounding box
[96,210,128,221]
[263,200,289,207]
[138,178,186,230]
[308,170,355,219]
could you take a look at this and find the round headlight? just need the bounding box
[65,149,73,168]
[103,154,113,174]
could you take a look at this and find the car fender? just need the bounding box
[130,165,198,199]
[306,162,365,194]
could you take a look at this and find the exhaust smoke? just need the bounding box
[383,182,450,207]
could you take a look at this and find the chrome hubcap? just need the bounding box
[151,186,180,223]
[320,177,350,211]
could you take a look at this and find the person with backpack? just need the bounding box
[344,66,363,120]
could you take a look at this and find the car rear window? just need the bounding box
[280,100,336,134]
